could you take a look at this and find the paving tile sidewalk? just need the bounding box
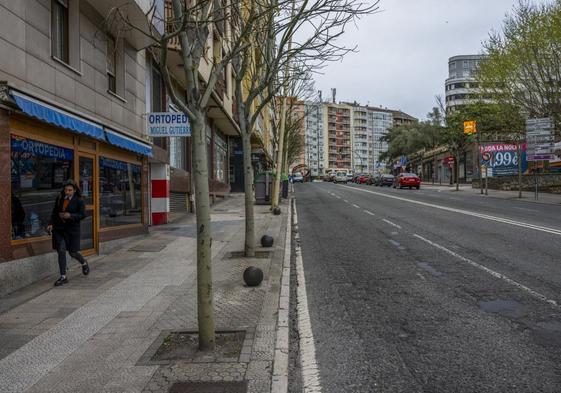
[421,183,561,205]
[0,194,290,393]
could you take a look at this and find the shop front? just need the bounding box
[0,89,151,295]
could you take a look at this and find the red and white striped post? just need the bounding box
[150,163,170,225]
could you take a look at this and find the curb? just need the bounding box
[271,198,292,393]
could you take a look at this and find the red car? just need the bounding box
[393,173,421,189]
[357,174,371,184]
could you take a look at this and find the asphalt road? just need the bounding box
[294,181,561,393]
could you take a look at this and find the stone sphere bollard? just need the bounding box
[273,207,281,215]
[261,235,274,248]
[243,266,264,287]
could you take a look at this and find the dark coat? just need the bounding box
[50,194,85,253]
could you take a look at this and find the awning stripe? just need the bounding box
[105,129,152,157]
[11,91,105,140]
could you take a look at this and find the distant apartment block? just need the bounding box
[301,99,416,175]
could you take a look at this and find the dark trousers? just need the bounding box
[57,238,85,276]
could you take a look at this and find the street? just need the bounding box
[294,182,561,392]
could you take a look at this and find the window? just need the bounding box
[10,136,74,240]
[169,136,185,170]
[107,35,117,94]
[51,0,69,63]
[449,61,456,70]
[151,62,167,150]
[463,60,469,68]
[214,132,227,182]
[99,157,142,227]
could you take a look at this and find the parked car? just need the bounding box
[293,172,304,183]
[378,174,395,186]
[346,173,354,182]
[371,173,382,185]
[357,174,371,184]
[334,172,348,183]
[393,173,421,189]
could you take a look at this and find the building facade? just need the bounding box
[445,55,485,111]
[301,99,416,175]
[0,0,155,295]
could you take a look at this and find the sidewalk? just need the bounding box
[0,194,290,393]
[421,183,561,205]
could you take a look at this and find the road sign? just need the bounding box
[526,117,554,161]
[147,112,191,137]
[464,120,477,135]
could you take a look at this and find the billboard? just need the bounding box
[479,143,528,176]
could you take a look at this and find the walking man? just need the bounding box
[47,180,89,286]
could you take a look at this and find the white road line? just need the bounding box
[336,196,341,199]
[343,199,349,203]
[413,234,559,308]
[364,210,376,216]
[352,204,360,209]
[293,201,322,392]
[382,219,402,229]
[513,206,539,213]
[342,185,561,237]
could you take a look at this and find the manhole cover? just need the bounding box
[169,381,247,393]
[129,239,169,252]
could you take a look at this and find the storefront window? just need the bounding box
[99,157,142,227]
[10,135,74,240]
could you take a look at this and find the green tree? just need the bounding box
[478,0,561,135]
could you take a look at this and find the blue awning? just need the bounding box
[11,91,105,140]
[105,129,152,157]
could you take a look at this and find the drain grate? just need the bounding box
[169,381,247,393]
[227,251,272,259]
[129,239,169,252]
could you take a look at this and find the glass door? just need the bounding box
[78,154,97,255]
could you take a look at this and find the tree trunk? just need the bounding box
[241,129,255,257]
[454,155,459,191]
[271,97,288,210]
[191,113,215,351]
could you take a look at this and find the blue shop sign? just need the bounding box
[100,157,132,171]
[11,136,74,161]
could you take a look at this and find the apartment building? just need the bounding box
[323,102,353,172]
[0,0,249,295]
[303,101,324,176]
[445,54,486,111]
[301,99,416,175]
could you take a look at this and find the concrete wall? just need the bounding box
[472,174,561,193]
[0,0,147,138]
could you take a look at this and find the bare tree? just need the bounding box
[231,0,378,256]
[109,0,277,350]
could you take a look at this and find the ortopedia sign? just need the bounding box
[147,112,191,137]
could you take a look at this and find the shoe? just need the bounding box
[81,261,90,276]
[54,277,68,286]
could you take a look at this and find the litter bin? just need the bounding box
[281,179,289,198]
[255,172,273,205]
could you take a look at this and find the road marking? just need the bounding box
[352,204,360,209]
[413,234,559,308]
[388,239,401,247]
[382,219,402,229]
[343,199,349,203]
[336,196,341,199]
[293,201,322,392]
[364,210,376,216]
[341,185,561,237]
[513,206,539,213]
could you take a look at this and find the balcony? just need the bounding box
[90,0,153,49]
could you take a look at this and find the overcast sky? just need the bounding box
[314,0,545,120]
